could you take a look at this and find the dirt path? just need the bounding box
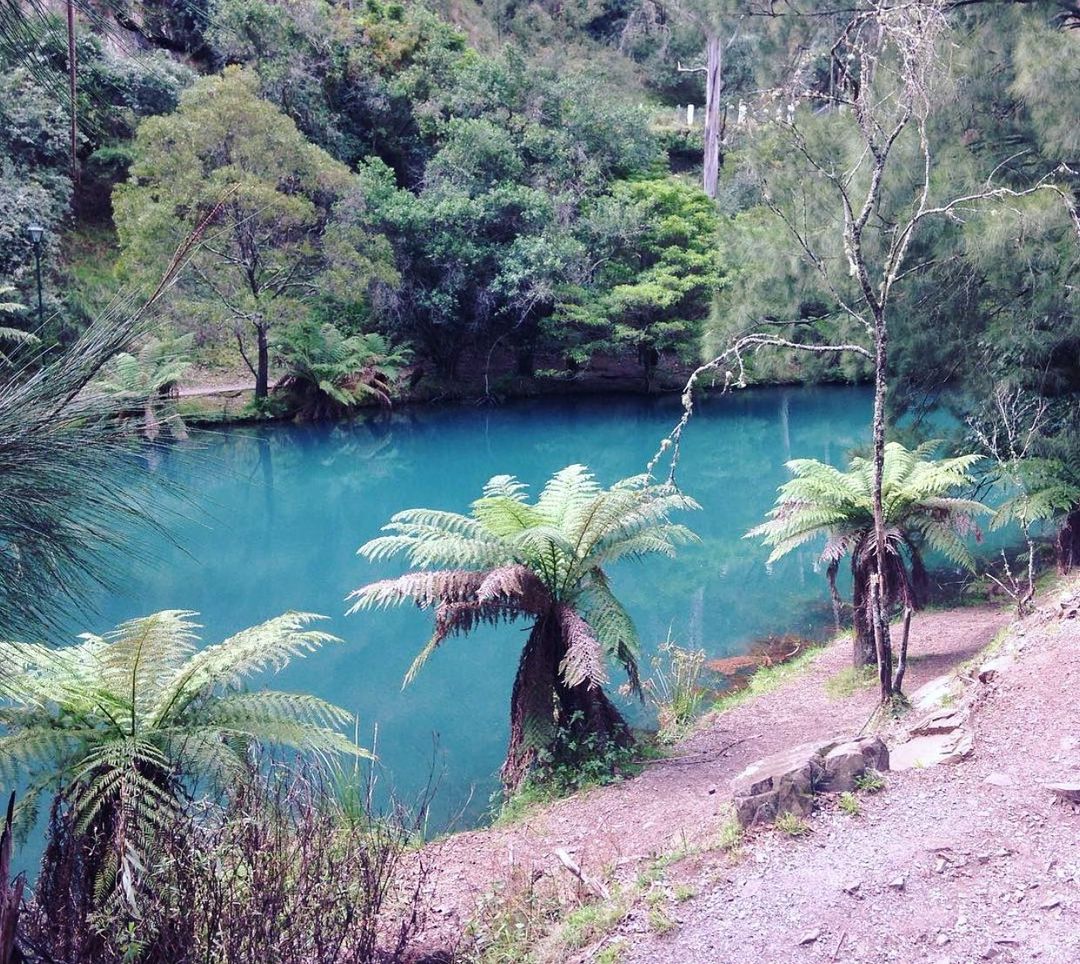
[613,585,1080,964]
[412,605,1010,957]
[176,379,253,398]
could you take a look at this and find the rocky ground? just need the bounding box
[610,582,1080,964]
[403,592,1074,961]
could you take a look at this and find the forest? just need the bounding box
[0,0,1078,961]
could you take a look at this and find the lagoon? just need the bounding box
[88,386,871,826]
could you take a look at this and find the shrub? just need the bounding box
[644,636,711,742]
[21,764,429,963]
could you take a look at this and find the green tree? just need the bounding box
[748,442,988,680]
[274,320,411,418]
[0,609,362,890]
[349,464,698,791]
[114,66,395,397]
[548,176,724,383]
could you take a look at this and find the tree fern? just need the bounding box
[274,320,412,418]
[0,609,365,867]
[748,441,988,666]
[350,464,698,791]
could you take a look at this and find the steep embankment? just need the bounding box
[408,601,1022,959]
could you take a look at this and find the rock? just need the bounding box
[984,772,1015,787]
[731,739,842,827]
[822,736,890,791]
[978,656,1009,683]
[908,674,961,711]
[797,929,821,945]
[888,876,906,890]
[843,880,861,895]
[891,729,974,770]
[910,705,967,736]
[1039,896,1061,910]
[1044,783,1080,804]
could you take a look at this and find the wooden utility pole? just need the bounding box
[67,0,79,187]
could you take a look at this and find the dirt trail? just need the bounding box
[613,585,1080,964]
[413,605,1010,956]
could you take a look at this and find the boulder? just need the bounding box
[821,737,890,791]
[731,740,834,827]
[731,735,888,826]
[1045,783,1080,804]
[891,728,974,770]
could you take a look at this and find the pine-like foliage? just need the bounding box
[350,464,698,790]
[747,441,989,663]
[0,610,363,894]
[275,320,412,419]
[0,302,171,637]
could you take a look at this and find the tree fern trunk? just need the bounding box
[851,568,877,668]
[502,610,634,793]
[502,617,559,793]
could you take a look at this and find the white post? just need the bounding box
[737,101,746,126]
[686,103,695,127]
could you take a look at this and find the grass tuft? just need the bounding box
[854,770,886,793]
[824,666,877,699]
[838,791,860,816]
[774,811,812,837]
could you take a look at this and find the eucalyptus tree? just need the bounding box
[350,465,698,792]
[748,442,988,688]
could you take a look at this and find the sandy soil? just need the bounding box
[407,603,1019,960]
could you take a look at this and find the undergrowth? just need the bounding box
[824,665,877,699]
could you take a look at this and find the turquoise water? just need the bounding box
[87,387,872,826]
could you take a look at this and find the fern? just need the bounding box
[351,464,698,789]
[748,441,989,658]
[0,609,365,875]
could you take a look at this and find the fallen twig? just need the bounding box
[554,848,610,901]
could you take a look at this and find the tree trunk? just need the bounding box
[1058,506,1080,574]
[502,609,633,794]
[869,316,894,699]
[255,320,269,399]
[851,568,877,668]
[0,794,23,964]
[502,617,560,792]
[702,33,723,199]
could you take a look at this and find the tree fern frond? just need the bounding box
[556,605,608,689]
[347,569,486,612]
